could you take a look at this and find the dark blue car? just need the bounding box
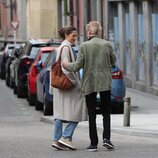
[73,46,126,113]
[96,65,126,114]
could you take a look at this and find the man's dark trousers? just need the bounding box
[85,90,111,146]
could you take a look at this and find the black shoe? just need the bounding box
[86,145,98,152]
[103,139,115,150]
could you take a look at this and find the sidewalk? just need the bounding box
[41,88,158,138]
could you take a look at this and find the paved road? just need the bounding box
[0,80,158,158]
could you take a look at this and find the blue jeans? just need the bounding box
[53,119,78,141]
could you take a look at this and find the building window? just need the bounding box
[0,6,1,30]
[137,2,145,81]
[69,0,73,25]
[125,2,131,76]
[86,0,91,23]
[152,0,158,85]
[108,3,120,61]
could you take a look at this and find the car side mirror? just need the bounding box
[111,65,116,68]
[14,49,21,58]
[37,60,43,72]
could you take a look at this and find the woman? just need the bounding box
[51,26,87,150]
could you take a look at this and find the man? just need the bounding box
[63,21,116,152]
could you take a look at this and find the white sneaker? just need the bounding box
[58,137,76,150]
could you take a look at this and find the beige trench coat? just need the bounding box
[53,40,87,122]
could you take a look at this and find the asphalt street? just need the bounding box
[0,80,158,158]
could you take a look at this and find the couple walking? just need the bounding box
[51,21,116,152]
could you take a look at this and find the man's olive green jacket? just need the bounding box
[67,36,116,95]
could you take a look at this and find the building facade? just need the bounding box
[0,0,158,95]
[107,0,158,95]
[0,0,26,43]
[26,0,58,39]
[59,0,158,96]
[0,0,59,47]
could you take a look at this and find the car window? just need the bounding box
[45,49,57,67]
[40,52,49,63]
[29,47,40,59]
[4,44,14,53]
[8,48,14,55]
[43,53,51,67]
[23,42,30,55]
[10,49,15,57]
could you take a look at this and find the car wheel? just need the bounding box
[35,95,43,110]
[10,80,14,89]
[28,92,35,106]
[0,72,5,79]
[43,93,53,116]
[13,84,17,94]
[111,102,124,114]
[17,85,25,98]
[6,76,10,87]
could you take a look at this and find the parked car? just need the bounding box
[10,44,24,94]
[0,44,14,79]
[96,65,126,114]
[36,49,57,115]
[72,46,126,113]
[28,46,54,106]
[5,44,22,87]
[15,39,60,98]
[74,45,125,113]
[0,50,3,78]
[36,46,81,115]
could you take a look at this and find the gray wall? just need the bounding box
[108,0,158,96]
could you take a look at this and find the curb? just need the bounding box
[41,116,158,138]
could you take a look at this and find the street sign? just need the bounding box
[10,21,19,45]
[11,21,19,30]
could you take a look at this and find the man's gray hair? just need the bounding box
[86,21,102,37]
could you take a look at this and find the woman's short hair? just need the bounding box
[86,21,102,37]
[58,26,77,39]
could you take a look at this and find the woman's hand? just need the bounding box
[62,62,68,69]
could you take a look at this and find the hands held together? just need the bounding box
[62,62,68,69]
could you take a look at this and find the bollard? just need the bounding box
[123,97,131,126]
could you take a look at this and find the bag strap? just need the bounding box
[58,45,72,62]
[58,45,77,77]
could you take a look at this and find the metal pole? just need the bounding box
[13,30,16,45]
[123,97,131,126]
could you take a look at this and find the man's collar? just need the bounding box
[88,35,98,41]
